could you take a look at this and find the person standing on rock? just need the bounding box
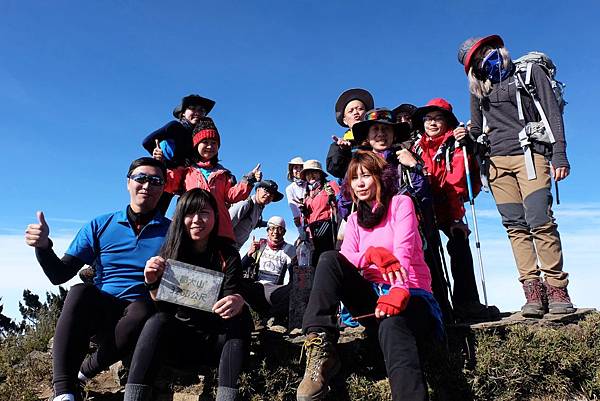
[412,98,499,321]
[285,157,307,234]
[326,88,374,179]
[123,188,252,401]
[457,34,574,317]
[24,157,170,401]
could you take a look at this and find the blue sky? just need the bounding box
[1,1,598,319]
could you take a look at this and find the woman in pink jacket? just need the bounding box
[162,117,261,242]
[296,151,442,401]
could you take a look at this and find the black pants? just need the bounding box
[127,307,252,388]
[243,279,291,322]
[52,283,155,395]
[440,226,481,305]
[302,251,437,401]
[309,219,336,267]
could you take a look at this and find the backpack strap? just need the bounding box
[515,66,556,144]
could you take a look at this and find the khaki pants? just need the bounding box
[488,153,568,287]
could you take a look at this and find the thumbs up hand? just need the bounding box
[152,139,164,161]
[25,211,50,249]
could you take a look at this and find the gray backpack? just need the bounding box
[513,51,567,180]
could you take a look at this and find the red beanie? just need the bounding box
[192,117,221,147]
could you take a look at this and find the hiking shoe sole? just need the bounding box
[297,386,330,401]
[548,305,576,315]
[521,306,545,319]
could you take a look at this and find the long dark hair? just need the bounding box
[159,188,220,262]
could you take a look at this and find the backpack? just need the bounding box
[512,52,567,181]
[513,51,567,146]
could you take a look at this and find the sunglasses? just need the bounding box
[128,173,165,186]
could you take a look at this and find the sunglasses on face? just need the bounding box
[187,105,206,113]
[128,173,165,186]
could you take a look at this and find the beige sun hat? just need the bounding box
[287,157,305,181]
[300,159,328,180]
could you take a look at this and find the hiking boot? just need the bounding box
[521,279,547,318]
[453,302,500,322]
[544,281,576,315]
[296,332,341,401]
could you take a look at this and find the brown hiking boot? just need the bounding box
[296,332,341,401]
[544,281,576,314]
[521,279,547,318]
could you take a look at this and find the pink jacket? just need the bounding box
[340,194,432,293]
[165,165,252,241]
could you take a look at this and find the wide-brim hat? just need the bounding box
[287,156,305,181]
[257,179,284,202]
[458,35,504,74]
[335,88,374,127]
[300,159,328,180]
[351,108,410,145]
[391,103,417,121]
[173,94,216,118]
[412,98,459,131]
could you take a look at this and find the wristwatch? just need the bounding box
[144,280,160,291]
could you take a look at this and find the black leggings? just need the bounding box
[242,279,290,320]
[302,251,438,401]
[440,225,481,306]
[127,308,252,389]
[52,283,155,395]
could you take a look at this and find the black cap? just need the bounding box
[257,180,284,202]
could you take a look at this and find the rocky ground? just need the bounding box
[25,308,599,401]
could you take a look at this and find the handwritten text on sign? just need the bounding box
[155,259,224,312]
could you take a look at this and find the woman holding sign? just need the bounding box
[123,188,251,401]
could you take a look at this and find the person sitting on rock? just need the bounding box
[242,216,296,328]
[296,151,443,401]
[124,188,252,401]
[25,157,170,401]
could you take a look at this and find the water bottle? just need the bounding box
[297,240,312,267]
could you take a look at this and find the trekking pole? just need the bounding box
[462,143,489,308]
[550,161,561,205]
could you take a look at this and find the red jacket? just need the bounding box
[415,130,478,226]
[165,165,252,240]
[304,180,340,225]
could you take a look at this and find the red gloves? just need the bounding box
[376,288,410,316]
[363,246,402,276]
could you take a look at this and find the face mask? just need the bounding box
[481,49,510,83]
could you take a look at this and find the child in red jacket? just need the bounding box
[161,117,261,242]
[413,98,498,321]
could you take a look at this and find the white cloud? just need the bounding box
[1,233,79,320]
